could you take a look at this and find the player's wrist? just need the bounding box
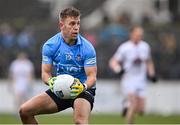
[113,65,122,74]
[48,77,56,85]
[147,73,158,83]
[83,83,88,91]
[47,77,52,85]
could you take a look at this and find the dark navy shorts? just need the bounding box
[46,89,95,111]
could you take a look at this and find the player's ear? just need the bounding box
[59,20,64,30]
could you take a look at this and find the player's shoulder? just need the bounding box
[10,60,17,67]
[122,40,131,46]
[10,60,21,69]
[42,32,62,52]
[44,32,61,46]
[79,34,95,50]
[119,40,132,50]
[140,40,150,49]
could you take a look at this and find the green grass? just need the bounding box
[0,113,180,124]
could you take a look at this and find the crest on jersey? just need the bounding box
[76,54,81,61]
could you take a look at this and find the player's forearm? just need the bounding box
[109,58,122,73]
[41,72,52,85]
[84,75,97,89]
[147,59,155,76]
[41,64,53,85]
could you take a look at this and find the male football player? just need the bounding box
[109,26,156,124]
[19,7,97,124]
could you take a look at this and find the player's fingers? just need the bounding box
[74,79,82,84]
[71,89,79,93]
[49,84,53,89]
[74,78,80,82]
[50,87,53,92]
[70,93,78,98]
[72,84,80,89]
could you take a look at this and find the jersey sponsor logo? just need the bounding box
[56,63,83,74]
[133,58,142,66]
[86,57,96,65]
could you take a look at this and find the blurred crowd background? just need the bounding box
[0,0,180,80]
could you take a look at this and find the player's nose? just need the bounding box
[73,24,80,31]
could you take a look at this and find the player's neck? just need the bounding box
[67,39,77,46]
[62,34,77,46]
[64,38,77,46]
[131,39,140,45]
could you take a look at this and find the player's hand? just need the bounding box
[118,68,125,76]
[70,78,87,99]
[148,74,158,83]
[111,64,125,77]
[48,77,57,92]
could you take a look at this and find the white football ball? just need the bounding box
[53,74,74,99]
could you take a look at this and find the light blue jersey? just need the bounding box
[42,33,96,88]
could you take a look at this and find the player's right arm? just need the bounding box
[109,45,124,74]
[41,42,55,86]
[109,57,123,74]
[41,64,52,85]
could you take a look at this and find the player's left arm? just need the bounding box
[146,58,155,77]
[146,57,157,82]
[70,43,97,98]
[83,43,97,89]
[145,43,157,82]
[84,66,97,89]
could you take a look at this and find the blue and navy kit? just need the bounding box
[42,32,96,89]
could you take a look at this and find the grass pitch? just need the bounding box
[0,113,180,124]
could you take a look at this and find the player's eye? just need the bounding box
[70,22,75,26]
[77,21,80,25]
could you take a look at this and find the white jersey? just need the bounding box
[113,40,151,96]
[9,59,34,93]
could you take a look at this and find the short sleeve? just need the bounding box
[147,44,151,58]
[142,42,151,60]
[84,45,97,66]
[42,44,53,64]
[113,45,124,61]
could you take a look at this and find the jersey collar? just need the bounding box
[76,34,82,45]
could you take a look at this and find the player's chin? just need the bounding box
[70,36,78,40]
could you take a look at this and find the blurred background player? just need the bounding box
[18,7,97,124]
[109,26,157,124]
[9,52,35,114]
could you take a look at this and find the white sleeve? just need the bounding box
[9,62,15,74]
[113,45,124,62]
[146,43,151,59]
[143,42,151,60]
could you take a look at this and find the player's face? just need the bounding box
[60,16,80,41]
[130,28,144,44]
